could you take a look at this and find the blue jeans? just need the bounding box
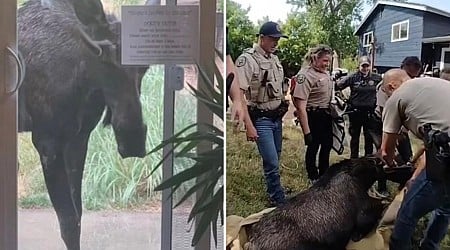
[390,171,450,250]
[254,117,285,204]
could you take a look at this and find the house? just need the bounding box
[354,1,450,74]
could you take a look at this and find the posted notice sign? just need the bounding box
[121,6,199,65]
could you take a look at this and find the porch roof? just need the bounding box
[423,35,450,43]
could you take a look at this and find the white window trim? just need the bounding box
[363,31,374,47]
[391,19,409,42]
[440,47,450,70]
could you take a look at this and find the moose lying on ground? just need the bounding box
[18,0,148,249]
[246,158,392,250]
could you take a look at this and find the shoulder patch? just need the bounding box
[236,57,247,67]
[297,74,306,84]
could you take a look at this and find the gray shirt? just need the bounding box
[383,77,450,138]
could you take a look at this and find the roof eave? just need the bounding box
[422,35,450,43]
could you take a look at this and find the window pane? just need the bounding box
[393,25,400,40]
[363,33,372,45]
[444,52,450,63]
[400,23,408,38]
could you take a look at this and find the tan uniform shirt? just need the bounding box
[235,44,286,111]
[292,66,333,109]
[383,77,450,138]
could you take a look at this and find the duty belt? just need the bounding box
[306,107,329,112]
[248,101,289,121]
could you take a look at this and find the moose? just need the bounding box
[18,0,148,249]
[246,158,389,250]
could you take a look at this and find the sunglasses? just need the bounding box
[312,45,333,54]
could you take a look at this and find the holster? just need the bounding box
[423,125,450,182]
[368,112,382,124]
[425,147,450,182]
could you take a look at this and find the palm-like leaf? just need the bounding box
[150,60,224,247]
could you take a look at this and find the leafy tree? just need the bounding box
[284,0,408,66]
[226,0,256,61]
[256,16,271,28]
[277,12,312,76]
[286,0,362,65]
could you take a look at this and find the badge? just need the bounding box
[236,57,246,67]
[369,80,375,86]
[296,74,306,84]
[276,24,281,32]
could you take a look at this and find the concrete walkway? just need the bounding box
[18,208,222,250]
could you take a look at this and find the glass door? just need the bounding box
[16,1,162,249]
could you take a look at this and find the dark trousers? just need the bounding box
[348,110,375,158]
[396,133,413,164]
[305,110,332,180]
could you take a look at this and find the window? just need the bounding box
[363,31,374,47]
[391,20,409,42]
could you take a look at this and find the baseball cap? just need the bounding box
[258,21,288,38]
[359,56,371,66]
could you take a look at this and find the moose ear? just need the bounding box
[350,157,383,177]
[366,151,384,167]
[73,0,108,29]
[367,156,384,167]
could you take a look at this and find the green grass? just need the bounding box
[226,123,348,217]
[226,121,450,248]
[18,65,197,210]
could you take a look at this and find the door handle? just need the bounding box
[5,46,25,95]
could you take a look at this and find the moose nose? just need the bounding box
[118,144,146,159]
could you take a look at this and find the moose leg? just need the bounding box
[62,133,90,230]
[32,133,82,250]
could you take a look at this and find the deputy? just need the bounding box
[368,57,422,198]
[292,45,333,183]
[234,21,290,206]
[336,56,382,158]
[381,69,450,250]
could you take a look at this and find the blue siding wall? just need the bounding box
[358,5,423,68]
[423,13,450,38]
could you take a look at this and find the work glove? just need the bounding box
[304,133,313,146]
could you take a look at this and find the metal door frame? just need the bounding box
[0,0,19,249]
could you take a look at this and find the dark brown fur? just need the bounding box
[246,158,386,250]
